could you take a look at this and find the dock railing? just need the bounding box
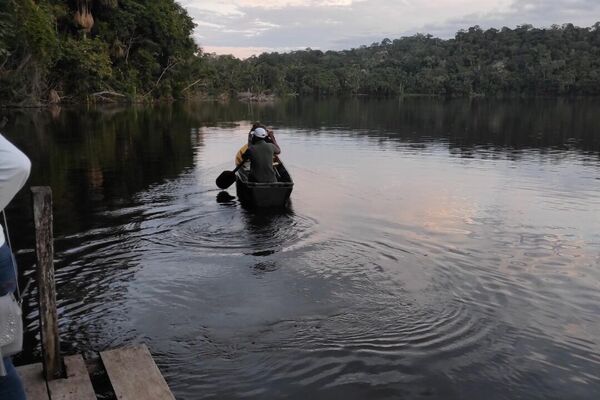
[31,186,64,380]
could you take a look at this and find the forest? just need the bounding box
[1,0,600,106]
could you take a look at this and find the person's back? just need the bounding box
[248,140,277,182]
[244,126,281,183]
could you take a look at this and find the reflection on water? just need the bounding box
[2,98,600,400]
[216,191,236,204]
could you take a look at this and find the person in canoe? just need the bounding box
[235,123,275,165]
[237,124,281,183]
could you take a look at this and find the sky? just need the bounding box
[178,0,600,58]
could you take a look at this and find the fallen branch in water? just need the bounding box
[91,91,126,98]
[90,91,127,103]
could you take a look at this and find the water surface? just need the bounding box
[2,98,600,399]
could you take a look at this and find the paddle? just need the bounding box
[216,162,244,189]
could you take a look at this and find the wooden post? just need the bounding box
[31,186,64,380]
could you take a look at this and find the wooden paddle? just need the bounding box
[216,162,244,189]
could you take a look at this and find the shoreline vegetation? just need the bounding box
[1,1,600,108]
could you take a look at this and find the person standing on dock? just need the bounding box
[0,133,31,400]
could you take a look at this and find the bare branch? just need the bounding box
[124,32,137,65]
[181,78,206,92]
[142,59,179,97]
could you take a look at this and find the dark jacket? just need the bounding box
[244,140,277,183]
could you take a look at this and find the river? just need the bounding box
[2,98,600,399]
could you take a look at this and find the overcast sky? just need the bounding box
[178,0,600,58]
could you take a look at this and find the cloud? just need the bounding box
[255,20,281,29]
[415,0,600,38]
[181,1,245,17]
[194,21,226,29]
[180,0,600,58]
[179,0,361,18]
[237,0,360,8]
[203,19,282,40]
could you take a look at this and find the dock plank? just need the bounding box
[47,354,96,400]
[16,363,50,400]
[101,344,175,400]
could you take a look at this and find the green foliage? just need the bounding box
[204,23,600,97]
[1,0,200,105]
[1,2,600,106]
[91,0,198,98]
[0,0,59,105]
[56,37,113,95]
[0,11,14,59]
[17,0,59,63]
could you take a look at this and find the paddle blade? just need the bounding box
[216,170,236,189]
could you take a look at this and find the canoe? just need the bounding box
[235,159,293,207]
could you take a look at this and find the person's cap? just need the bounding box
[252,127,268,138]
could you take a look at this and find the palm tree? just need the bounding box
[73,0,93,38]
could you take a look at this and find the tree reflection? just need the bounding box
[185,97,600,155]
[2,104,197,238]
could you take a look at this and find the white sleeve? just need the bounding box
[0,133,31,211]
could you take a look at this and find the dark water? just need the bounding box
[2,98,600,399]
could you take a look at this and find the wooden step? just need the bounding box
[16,363,50,400]
[100,344,175,400]
[47,355,96,400]
[17,355,96,400]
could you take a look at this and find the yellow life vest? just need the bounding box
[235,144,248,166]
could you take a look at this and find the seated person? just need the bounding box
[242,126,281,183]
[235,123,275,166]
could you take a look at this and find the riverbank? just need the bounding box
[6,90,600,109]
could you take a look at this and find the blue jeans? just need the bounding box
[0,242,17,296]
[1,358,26,400]
[0,243,26,400]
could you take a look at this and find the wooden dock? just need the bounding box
[17,345,174,400]
[14,187,175,400]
